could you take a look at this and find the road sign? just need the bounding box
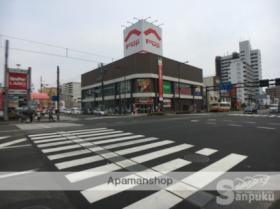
[219,82,232,91]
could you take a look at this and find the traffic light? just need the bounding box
[259,79,269,87]
[275,78,280,86]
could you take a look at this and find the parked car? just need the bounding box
[269,104,280,113]
[93,109,107,116]
[71,107,82,114]
[64,109,71,114]
[243,106,258,114]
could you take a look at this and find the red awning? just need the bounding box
[31,93,49,100]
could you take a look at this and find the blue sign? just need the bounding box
[219,82,232,91]
[51,96,59,101]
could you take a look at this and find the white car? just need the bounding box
[71,108,82,114]
[64,109,71,114]
[269,104,280,113]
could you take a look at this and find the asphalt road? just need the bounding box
[0,112,279,209]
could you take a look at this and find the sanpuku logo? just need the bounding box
[125,28,161,49]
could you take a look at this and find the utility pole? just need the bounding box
[40,76,43,92]
[57,66,60,121]
[4,40,9,121]
[27,67,32,108]
[100,63,104,108]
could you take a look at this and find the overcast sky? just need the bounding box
[1,0,279,90]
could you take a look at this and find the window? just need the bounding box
[134,79,153,93]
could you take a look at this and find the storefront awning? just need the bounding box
[31,93,49,100]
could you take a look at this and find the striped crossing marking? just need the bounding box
[0,138,27,148]
[27,127,248,208]
[66,144,192,183]
[81,158,191,204]
[124,153,247,209]
[55,139,173,170]
[195,148,218,156]
[0,136,10,140]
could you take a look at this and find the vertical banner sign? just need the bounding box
[158,58,163,101]
[0,88,3,116]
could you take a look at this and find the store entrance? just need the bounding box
[134,103,153,113]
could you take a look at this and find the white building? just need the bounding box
[61,82,81,108]
[215,40,262,104]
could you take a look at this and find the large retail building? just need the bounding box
[81,52,203,113]
[81,19,204,113]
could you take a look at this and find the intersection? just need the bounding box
[0,113,279,209]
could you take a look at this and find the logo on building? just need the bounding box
[123,19,162,57]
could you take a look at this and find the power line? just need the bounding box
[0,34,115,61]
[0,46,103,63]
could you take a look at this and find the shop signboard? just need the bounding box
[163,81,171,94]
[158,58,163,101]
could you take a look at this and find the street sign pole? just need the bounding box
[4,40,9,121]
[57,66,60,121]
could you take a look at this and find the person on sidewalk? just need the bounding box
[48,108,55,122]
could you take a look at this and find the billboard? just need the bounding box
[0,88,3,116]
[8,71,28,90]
[158,58,163,101]
[124,19,162,57]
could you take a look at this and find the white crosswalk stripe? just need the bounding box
[195,148,218,156]
[124,153,247,209]
[66,144,192,183]
[81,158,191,203]
[229,114,280,119]
[28,127,248,209]
[0,136,10,140]
[54,138,166,170]
[0,138,27,148]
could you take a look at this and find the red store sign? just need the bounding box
[8,72,28,90]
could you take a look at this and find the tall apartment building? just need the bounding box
[62,82,81,108]
[215,40,262,104]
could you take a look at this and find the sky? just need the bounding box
[0,0,279,90]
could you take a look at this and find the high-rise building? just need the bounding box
[61,82,81,108]
[215,40,262,104]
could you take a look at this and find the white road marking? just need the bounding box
[243,121,256,124]
[0,138,27,148]
[115,140,174,156]
[72,131,123,138]
[93,135,142,145]
[123,190,182,209]
[66,128,107,133]
[102,137,158,150]
[228,124,242,127]
[66,144,192,183]
[42,142,92,153]
[270,115,276,118]
[125,153,247,209]
[81,133,133,142]
[38,140,74,148]
[190,120,199,122]
[0,169,36,179]
[31,129,115,140]
[55,139,171,169]
[257,126,276,130]
[0,136,9,140]
[81,159,190,203]
[48,149,91,160]
[131,144,193,164]
[195,148,218,156]
[208,119,216,121]
[55,155,104,170]
[0,144,32,150]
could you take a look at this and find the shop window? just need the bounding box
[135,79,153,93]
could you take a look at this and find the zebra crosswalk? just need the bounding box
[28,127,248,209]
